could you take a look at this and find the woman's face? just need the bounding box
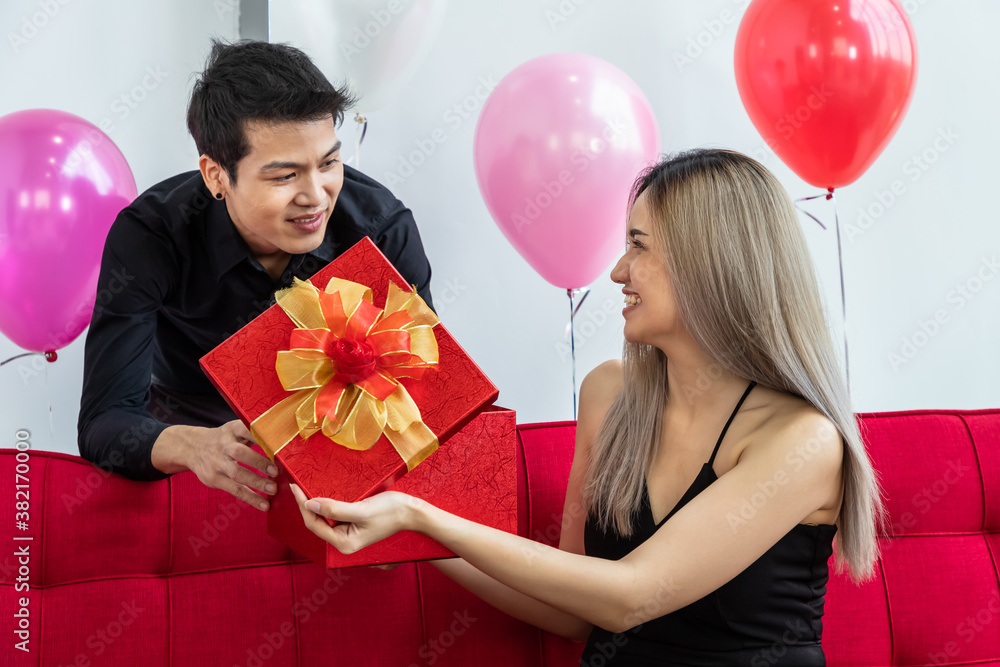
[610,191,679,346]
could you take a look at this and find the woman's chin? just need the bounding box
[622,327,644,346]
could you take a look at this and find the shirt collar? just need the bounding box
[304,233,337,264]
[204,193,340,282]
[205,194,252,282]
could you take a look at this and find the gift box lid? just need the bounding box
[200,237,499,503]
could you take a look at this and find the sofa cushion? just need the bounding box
[3,408,1000,666]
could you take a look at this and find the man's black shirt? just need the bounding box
[78,165,434,481]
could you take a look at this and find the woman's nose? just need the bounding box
[610,253,628,284]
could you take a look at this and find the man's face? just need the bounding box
[223,116,343,258]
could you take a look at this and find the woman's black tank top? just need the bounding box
[581,380,837,666]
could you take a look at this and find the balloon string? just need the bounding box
[793,189,851,403]
[45,361,55,443]
[831,191,851,402]
[0,352,41,367]
[573,288,590,317]
[564,287,590,420]
[797,193,831,202]
[793,192,830,230]
[568,289,578,420]
[354,112,368,169]
[562,288,591,339]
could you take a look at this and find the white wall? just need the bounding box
[2,0,998,457]
[0,0,240,453]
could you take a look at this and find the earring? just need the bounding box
[215,192,224,200]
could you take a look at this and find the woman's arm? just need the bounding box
[412,408,843,632]
[422,362,624,642]
[291,387,843,633]
[426,558,592,641]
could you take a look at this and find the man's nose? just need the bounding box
[297,171,324,206]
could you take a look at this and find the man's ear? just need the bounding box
[198,154,231,198]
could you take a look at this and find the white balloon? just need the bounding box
[269,0,448,113]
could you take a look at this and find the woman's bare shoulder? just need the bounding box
[740,387,841,465]
[581,360,624,398]
[738,388,844,523]
[559,360,625,557]
[576,360,624,436]
[754,389,834,433]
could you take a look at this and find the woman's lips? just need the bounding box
[623,293,641,315]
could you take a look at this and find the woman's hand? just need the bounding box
[289,483,422,555]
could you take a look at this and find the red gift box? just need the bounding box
[270,405,517,567]
[201,237,513,566]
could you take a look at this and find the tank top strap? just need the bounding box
[707,380,757,467]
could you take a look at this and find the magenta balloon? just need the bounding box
[473,53,661,289]
[0,109,137,353]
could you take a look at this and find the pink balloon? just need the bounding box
[473,53,661,289]
[0,109,137,353]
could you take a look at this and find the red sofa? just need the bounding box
[2,408,999,666]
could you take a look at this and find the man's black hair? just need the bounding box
[187,39,356,184]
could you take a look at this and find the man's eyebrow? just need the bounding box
[324,141,343,159]
[628,228,649,238]
[258,141,343,173]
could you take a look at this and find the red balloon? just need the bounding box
[735,0,917,189]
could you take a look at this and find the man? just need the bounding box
[77,40,434,513]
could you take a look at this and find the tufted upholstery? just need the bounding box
[2,408,998,666]
[822,409,1000,666]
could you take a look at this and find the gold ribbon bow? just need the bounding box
[250,276,440,471]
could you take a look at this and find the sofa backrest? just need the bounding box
[2,408,998,666]
[822,409,1000,666]
[1,427,580,667]
[519,409,1000,667]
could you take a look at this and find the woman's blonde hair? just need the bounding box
[582,148,883,582]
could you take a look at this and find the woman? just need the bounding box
[289,149,883,665]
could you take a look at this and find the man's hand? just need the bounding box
[151,420,277,511]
